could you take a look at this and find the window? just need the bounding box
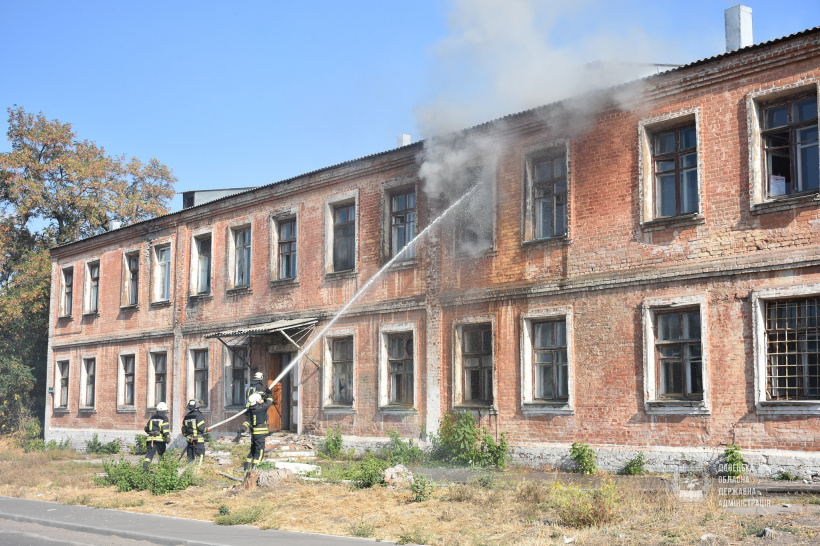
[192,349,209,408]
[85,261,100,313]
[228,347,248,406]
[764,298,819,401]
[390,190,416,259]
[655,310,702,399]
[653,125,698,217]
[60,268,73,316]
[153,245,171,301]
[388,333,414,405]
[528,150,567,239]
[642,295,709,414]
[193,235,211,295]
[460,324,493,405]
[123,252,139,306]
[761,95,819,197]
[232,227,251,288]
[80,358,96,408]
[56,361,69,409]
[152,353,167,407]
[532,320,569,400]
[278,218,297,279]
[331,337,354,405]
[454,167,493,255]
[333,204,356,272]
[119,354,136,407]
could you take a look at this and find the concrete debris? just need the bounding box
[383,464,413,487]
[273,461,319,475]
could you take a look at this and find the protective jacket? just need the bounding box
[181,409,207,443]
[245,380,265,407]
[242,391,274,436]
[144,411,171,443]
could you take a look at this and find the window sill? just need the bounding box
[641,212,703,232]
[522,402,573,415]
[57,315,72,320]
[379,405,418,414]
[270,277,298,287]
[119,304,138,310]
[150,300,171,308]
[78,407,96,413]
[224,405,245,412]
[454,404,498,415]
[522,235,569,248]
[53,407,70,414]
[325,270,357,280]
[452,249,497,261]
[751,192,820,214]
[117,406,137,414]
[226,287,251,295]
[757,400,820,415]
[645,399,709,415]
[188,293,213,300]
[387,259,417,271]
[82,311,99,317]
[323,405,357,414]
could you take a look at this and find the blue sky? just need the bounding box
[2,1,819,212]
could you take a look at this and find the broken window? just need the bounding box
[278,218,297,279]
[461,324,493,405]
[233,227,251,288]
[532,320,568,400]
[331,337,354,405]
[153,353,167,406]
[124,252,139,306]
[61,268,73,317]
[154,246,171,301]
[192,349,209,408]
[762,95,819,197]
[454,168,493,255]
[229,347,248,406]
[653,125,698,217]
[655,310,702,399]
[333,204,355,272]
[57,361,69,408]
[531,151,567,239]
[388,333,414,405]
[391,190,416,260]
[194,235,211,294]
[81,358,95,408]
[86,261,100,313]
[766,298,820,400]
[121,354,135,406]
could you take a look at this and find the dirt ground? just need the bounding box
[2,440,820,545]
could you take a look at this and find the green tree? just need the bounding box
[0,106,176,431]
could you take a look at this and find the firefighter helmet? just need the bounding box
[156,402,168,412]
[253,371,263,380]
[248,393,262,405]
[187,399,200,411]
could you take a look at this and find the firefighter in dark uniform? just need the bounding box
[245,371,265,408]
[142,401,171,470]
[181,399,207,465]
[242,389,273,470]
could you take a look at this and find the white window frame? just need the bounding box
[520,307,574,414]
[380,179,418,264]
[190,230,213,296]
[54,359,70,410]
[151,242,172,302]
[271,208,299,281]
[60,266,74,317]
[638,107,703,224]
[121,248,140,307]
[223,341,250,407]
[324,189,358,274]
[322,328,357,412]
[642,294,710,415]
[147,348,169,410]
[187,343,210,412]
[747,82,820,209]
[523,141,570,243]
[117,351,137,410]
[228,222,253,289]
[452,316,496,410]
[378,322,418,412]
[83,259,101,314]
[752,283,820,415]
[79,355,96,410]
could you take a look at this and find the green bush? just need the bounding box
[86,433,121,455]
[774,470,798,481]
[96,458,150,492]
[481,430,508,469]
[570,442,597,475]
[96,454,194,495]
[409,473,434,502]
[622,452,646,475]
[150,453,194,495]
[20,418,44,453]
[383,430,425,465]
[552,482,619,528]
[323,425,343,458]
[353,454,387,489]
[130,434,148,455]
[723,444,746,478]
[430,411,508,468]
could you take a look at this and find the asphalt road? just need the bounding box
[0,496,391,546]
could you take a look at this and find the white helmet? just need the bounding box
[248,393,262,405]
[156,402,168,412]
[253,372,263,380]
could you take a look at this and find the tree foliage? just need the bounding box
[0,106,176,432]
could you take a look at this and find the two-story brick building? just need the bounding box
[46,25,820,475]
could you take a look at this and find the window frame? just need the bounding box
[322,329,357,412]
[54,359,70,410]
[224,343,249,408]
[151,243,172,303]
[520,307,574,414]
[453,166,495,256]
[752,284,820,415]
[79,356,96,410]
[748,83,820,210]
[642,294,710,415]
[378,323,418,412]
[271,211,299,282]
[147,349,169,410]
[452,318,496,410]
[117,352,137,410]
[389,189,417,261]
[524,142,569,242]
[229,225,252,290]
[760,93,819,198]
[60,266,74,317]
[122,249,140,307]
[84,260,101,314]
[190,231,212,296]
[324,190,358,275]
[638,108,702,225]
[187,345,210,411]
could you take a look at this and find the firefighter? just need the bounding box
[242,389,273,470]
[245,371,265,407]
[181,399,207,465]
[142,401,171,470]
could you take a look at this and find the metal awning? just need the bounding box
[204,318,318,339]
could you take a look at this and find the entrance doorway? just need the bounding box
[268,352,296,432]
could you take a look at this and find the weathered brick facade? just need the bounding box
[46,28,820,473]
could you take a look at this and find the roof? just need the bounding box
[204,318,318,339]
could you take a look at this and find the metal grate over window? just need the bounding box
[766,298,820,400]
